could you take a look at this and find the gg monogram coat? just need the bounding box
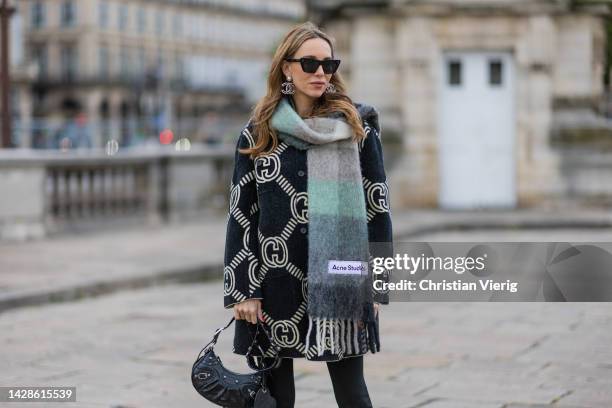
[222,100,392,362]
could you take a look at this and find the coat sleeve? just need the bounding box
[223,125,263,309]
[359,120,393,305]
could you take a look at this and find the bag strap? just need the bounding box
[246,318,282,372]
[197,316,282,373]
[196,317,235,360]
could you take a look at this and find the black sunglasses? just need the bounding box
[284,57,341,74]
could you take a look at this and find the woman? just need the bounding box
[222,21,392,408]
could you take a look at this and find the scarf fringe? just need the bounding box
[307,312,380,358]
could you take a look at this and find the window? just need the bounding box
[138,7,146,33]
[61,44,78,81]
[120,46,130,77]
[60,1,76,28]
[157,53,164,78]
[225,69,238,87]
[156,10,163,36]
[119,4,128,31]
[173,13,181,38]
[99,45,109,78]
[31,44,48,79]
[99,1,109,29]
[174,52,183,79]
[448,60,461,86]
[136,47,146,76]
[489,59,503,86]
[31,1,45,29]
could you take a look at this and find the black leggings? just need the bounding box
[262,355,373,408]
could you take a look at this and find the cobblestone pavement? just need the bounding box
[2,210,612,407]
[2,208,612,311]
[1,279,611,408]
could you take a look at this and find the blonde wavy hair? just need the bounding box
[240,21,367,159]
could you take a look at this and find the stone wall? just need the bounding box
[327,2,610,208]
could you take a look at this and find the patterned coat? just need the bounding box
[222,102,392,362]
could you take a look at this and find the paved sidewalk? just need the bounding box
[1,209,612,312]
[0,219,225,312]
[1,209,612,407]
[0,280,610,407]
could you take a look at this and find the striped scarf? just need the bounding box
[270,96,377,357]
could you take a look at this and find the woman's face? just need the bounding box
[282,38,334,100]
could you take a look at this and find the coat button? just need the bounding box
[300,227,307,234]
[298,170,305,177]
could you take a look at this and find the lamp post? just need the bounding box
[0,0,15,148]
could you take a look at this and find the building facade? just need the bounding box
[14,0,305,149]
[0,1,31,147]
[313,0,612,209]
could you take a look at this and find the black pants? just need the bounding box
[262,355,373,408]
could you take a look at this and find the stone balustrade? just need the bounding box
[0,145,234,241]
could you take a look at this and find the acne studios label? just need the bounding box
[327,260,368,275]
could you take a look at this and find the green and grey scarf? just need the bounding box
[270,96,377,357]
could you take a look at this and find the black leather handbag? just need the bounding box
[191,317,282,408]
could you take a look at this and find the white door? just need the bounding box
[438,51,516,209]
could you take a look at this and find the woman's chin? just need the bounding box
[305,90,325,98]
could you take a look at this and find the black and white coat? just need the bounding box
[223,101,392,362]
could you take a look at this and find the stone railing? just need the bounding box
[550,106,612,207]
[0,146,234,241]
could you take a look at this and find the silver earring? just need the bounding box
[281,76,295,95]
[324,82,336,94]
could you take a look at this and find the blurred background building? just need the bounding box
[1,0,612,241]
[0,0,306,239]
[11,0,304,149]
[310,0,612,210]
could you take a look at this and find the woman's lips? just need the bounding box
[311,82,325,87]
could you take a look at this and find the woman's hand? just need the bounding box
[234,298,264,324]
[374,302,380,318]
